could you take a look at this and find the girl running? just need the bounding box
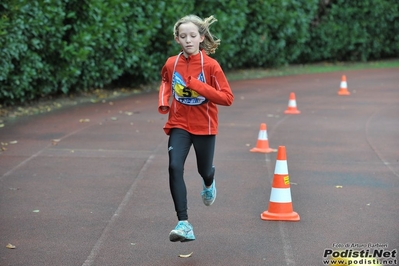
[158,14,234,242]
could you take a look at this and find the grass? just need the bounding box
[225,58,399,81]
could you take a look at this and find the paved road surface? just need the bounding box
[1,68,398,266]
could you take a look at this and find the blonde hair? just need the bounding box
[173,15,221,54]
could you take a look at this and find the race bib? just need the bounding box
[172,72,208,105]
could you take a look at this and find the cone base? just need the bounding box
[284,109,301,114]
[338,90,350,95]
[260,210,300,221]
[250,147,277,153]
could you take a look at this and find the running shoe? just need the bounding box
[169,221,195,242]
[201,179,216,206]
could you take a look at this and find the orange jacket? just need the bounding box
[158,50,234,135]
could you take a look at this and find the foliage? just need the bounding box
[0,0,398,105]
[239,0,319,68]
[0,0,67,103]
[299,0,399,62]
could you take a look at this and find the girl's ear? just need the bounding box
[200,35,205,43]
[175,36,180,44]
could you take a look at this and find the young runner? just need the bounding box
[158,14,234,242]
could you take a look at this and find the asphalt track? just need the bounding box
[0,68,398,266]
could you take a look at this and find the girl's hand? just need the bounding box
[160,106,169,112]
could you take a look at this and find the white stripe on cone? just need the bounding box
[340,81,347,88]
[274,160,288,175]
[258,130,268,140]
[288,99,297,107]
[269,188,292,203]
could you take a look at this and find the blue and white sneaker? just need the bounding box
[201,179,216,206]
[169,221,196,242]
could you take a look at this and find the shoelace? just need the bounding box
[176,222,190,231]
[201,188,213,199]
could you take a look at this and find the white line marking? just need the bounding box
[1,125,91,181]
[265,115,296,266]
[81,138,166,266]
[365,106,399,178]
[279,222,296,266]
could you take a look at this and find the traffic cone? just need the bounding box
[337,75,350,95]
[250,123,276,153]
[284,92,301,114]
[261,146,300,221]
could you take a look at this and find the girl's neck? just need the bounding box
[183,50,201,58]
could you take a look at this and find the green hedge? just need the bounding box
[1,0,398,106]
[299,0,399,62]
[237,0,319,68]
[0,1,67,102]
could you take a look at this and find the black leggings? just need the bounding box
[168,128,216,221]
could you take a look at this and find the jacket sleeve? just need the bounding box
[187,63,234,106]
[158,65,171,114]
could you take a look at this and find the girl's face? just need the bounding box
[175,22,204,57]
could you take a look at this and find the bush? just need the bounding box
[239,0,319,68]
[300,0,399,62]
[0,0,66,104]
[0,0,398,106]
[59,0,144,91]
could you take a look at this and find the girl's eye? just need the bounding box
[179,35,197,38]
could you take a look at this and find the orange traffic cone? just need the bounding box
[338,75,350,95]
[284,92,301,114]
[250,123,276,153]
[261,146,300,221]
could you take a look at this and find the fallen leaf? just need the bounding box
[1,147,6,151]
[33,210,40,213]
[178,252,193,258]
[0,124,4,128]
[9,140,18,144]
[335,185,343,188]
[6,243,16,249]
[79,119,90,123]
